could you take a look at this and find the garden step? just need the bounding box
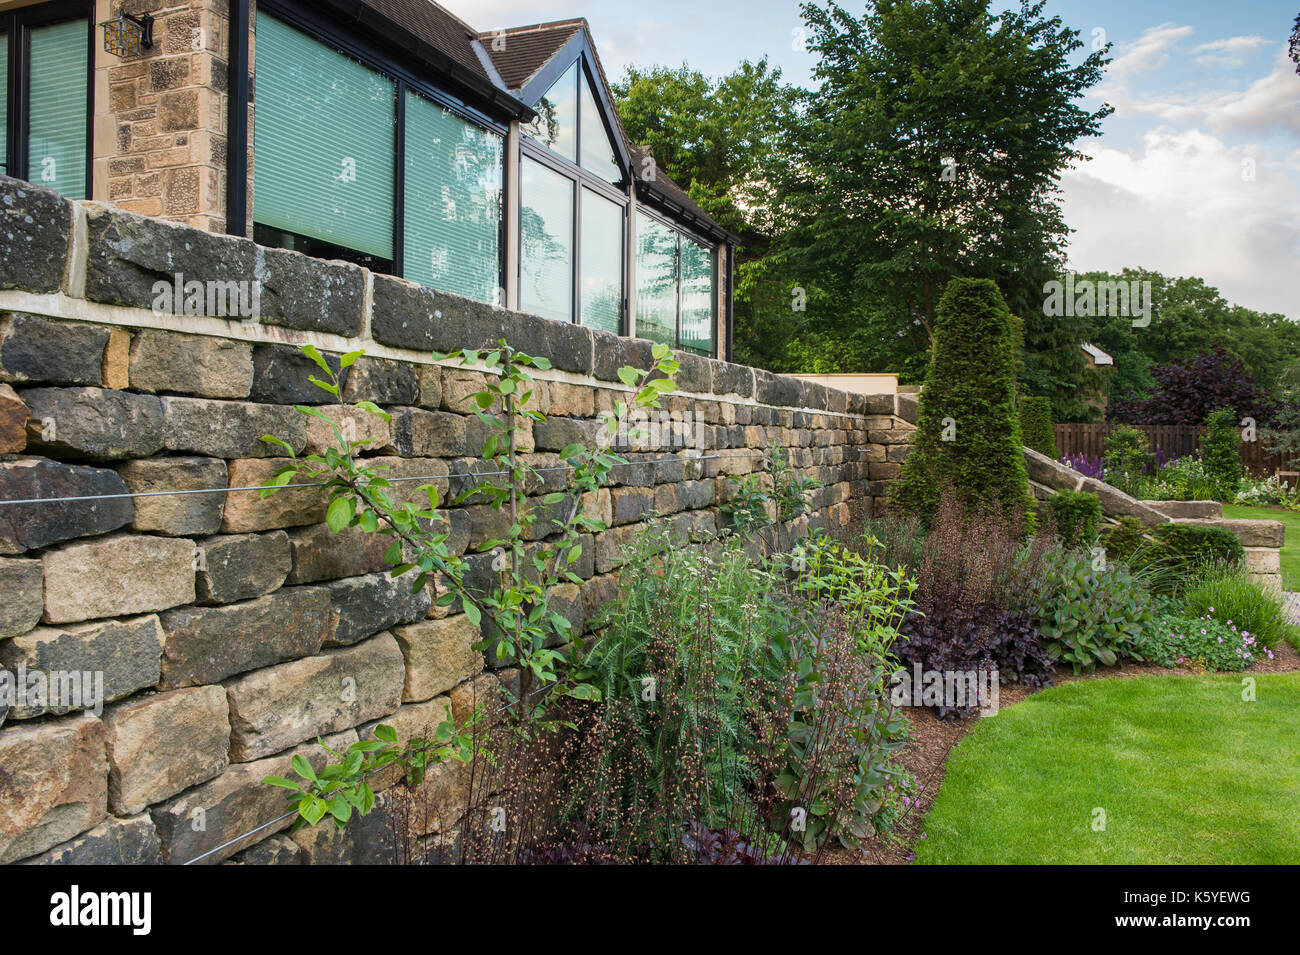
[1143,499,1222,519]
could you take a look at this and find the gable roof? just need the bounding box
[362,0,488,82]
[477,19,585,92]
[342,3,733,242]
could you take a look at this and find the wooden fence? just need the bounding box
[1053,423,1293,478]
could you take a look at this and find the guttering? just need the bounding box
[313,0,536,123]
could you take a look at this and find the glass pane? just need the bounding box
[523,60,577,162]
[520,158,573,321]
[635,214,677,347]
[580,189,622,335]
[679,237,715,356]
[253,12,396,259]
[28,20,88,199]
[0,33,8,176]
[580,76,620,184]
[404,90,502,303]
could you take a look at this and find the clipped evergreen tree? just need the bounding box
[888,278,1034,530]
[1201,406,1242,501]
[1018,396,1058,458]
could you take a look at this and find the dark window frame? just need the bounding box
[518,51,630,331]
[1,0,94,197]
[250,2,510,297]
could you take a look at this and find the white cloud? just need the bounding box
[1192,35,1271,69]
[1062,130,1300,319]
[1098,54,1300,138]
[1105,23,1194,79]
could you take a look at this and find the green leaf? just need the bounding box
[462,599,482,627]
[373,724,398,743]
[326,496,354,533]
[291,754,317,782]
[616,366,640,387]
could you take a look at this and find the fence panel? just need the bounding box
[1052,423,1290,478]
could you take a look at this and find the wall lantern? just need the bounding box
[101,9,154,58]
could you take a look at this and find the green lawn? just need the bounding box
[1222,503,1299,591]
[915,674,1300,864]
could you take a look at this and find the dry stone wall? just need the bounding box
[0,175,908,865]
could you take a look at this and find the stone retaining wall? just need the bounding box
[0,175,906,865]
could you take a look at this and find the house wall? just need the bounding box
[91,0,232,230]
[0,175,904,864]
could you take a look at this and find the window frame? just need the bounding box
[518,52,629,330]
[634,203,719,358]
[1,0,94,196]
[253,1,509,295]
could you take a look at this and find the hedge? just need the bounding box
[1019,396,1057,458]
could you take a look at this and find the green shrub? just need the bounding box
[1102,425,1153,493]
[1183,563,1286,649]
[1048,490,1102,546]
[1143,612,1268,671]
[1018,396,1058,458]
[1201,407,1242,501]
[1101,516,1149,563]
[888,278,1033,531]
[1030,545,1156,672]
[1154,523,1245,567]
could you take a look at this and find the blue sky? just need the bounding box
[444,1,1300,319]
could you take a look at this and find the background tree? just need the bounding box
[780,0,1111,360]
[1107,345,1277,426]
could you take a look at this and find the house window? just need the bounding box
[580,188,623,335]
[679,236,716,356]
[404,89,503,303]
[520,156,574,321]
[523,60,577,163]
[519,54,626,329]
[579,78,620,185]
[0,7,92,198]
[636,210,717,357]
[253,12,397,270]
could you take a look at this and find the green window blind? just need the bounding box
[679,237,715,356]
[253,13,396,259]
[0,34,8,176]
[635,215,677,347]
[579,77,620,184]
[580,188,622,335]
[27,20,88,199]
[403,90,502,303]
[523,60,577,162]
[520,157,573,321]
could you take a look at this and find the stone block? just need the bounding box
[22,387,164,460]
[224,633,405,761]
[118,456,227,535]
[42,535,194,624]
[159,585,330,688]
[195,531,292,604]
[104,685,230,814]
[0,458,134,555]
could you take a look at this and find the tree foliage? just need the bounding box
[888,278,1034,530]
[1108,345,1277,426]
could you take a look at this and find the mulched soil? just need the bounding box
[821,619,1300,866]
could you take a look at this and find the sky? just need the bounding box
[442,0,1300,320]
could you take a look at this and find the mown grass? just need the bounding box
[915,674,1300,864]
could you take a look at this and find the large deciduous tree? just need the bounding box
[780,0,1111,360]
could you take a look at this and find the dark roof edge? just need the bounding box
[635,180,741,246]
[318,0,536,122]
